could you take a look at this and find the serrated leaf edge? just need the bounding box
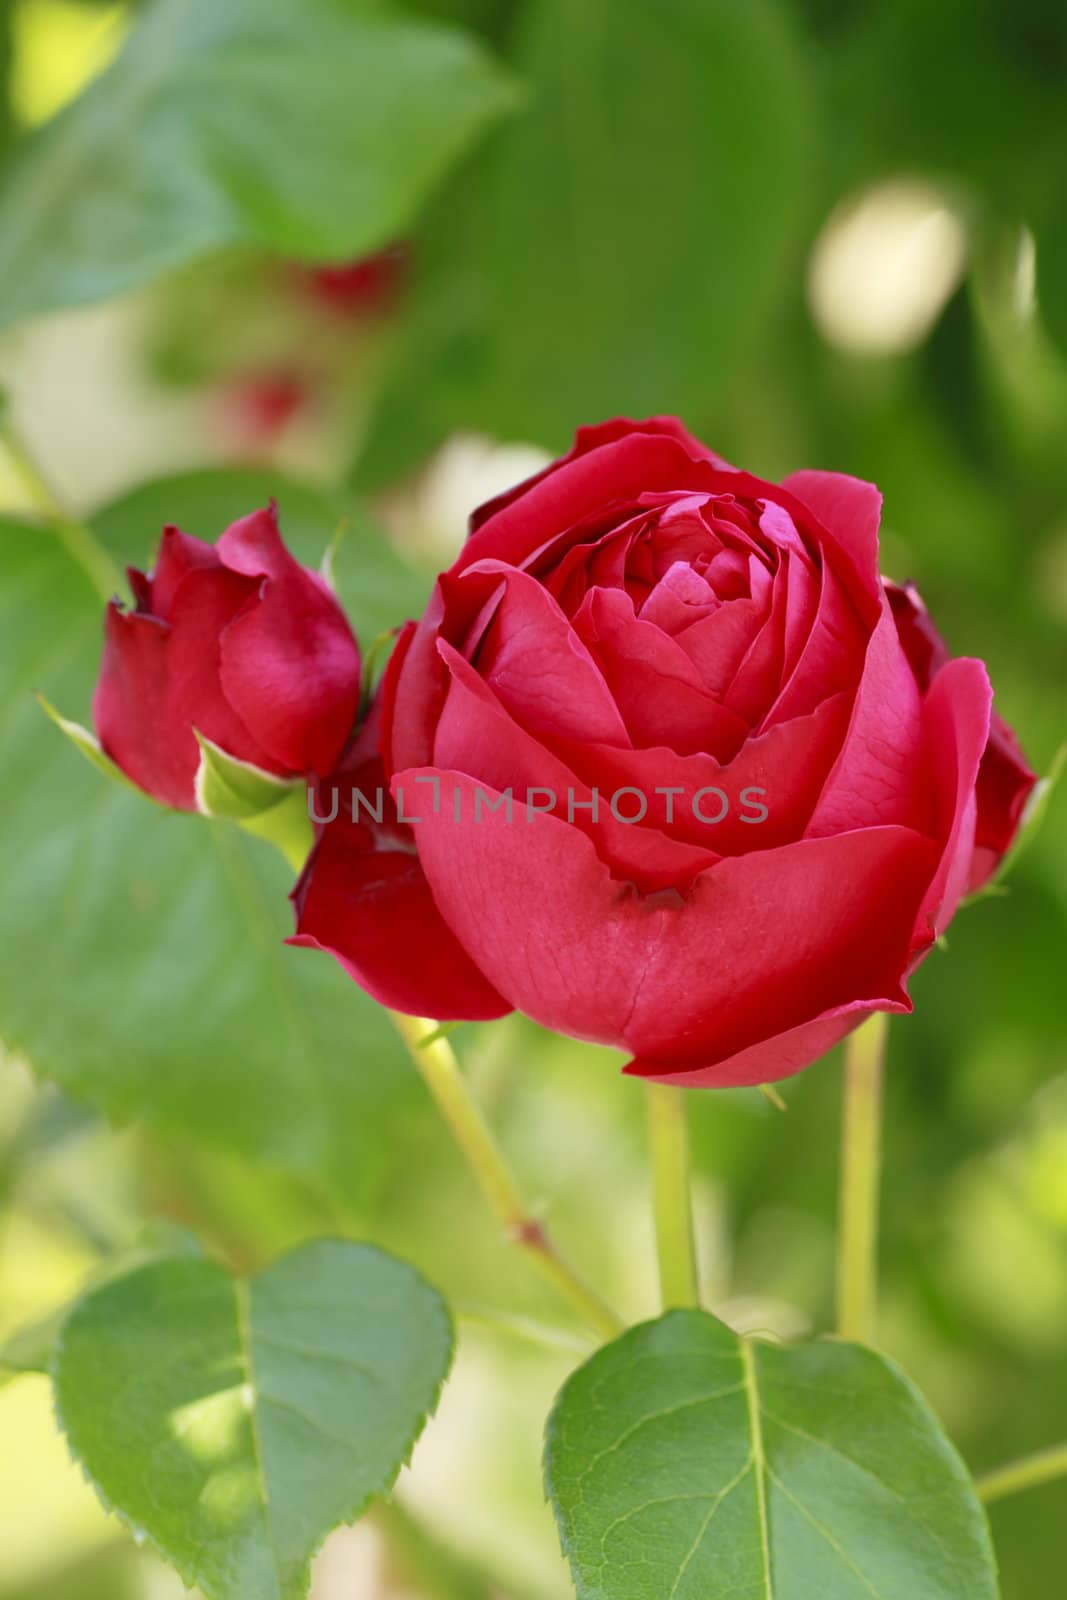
[544,1312,1000,1600]
[49,1238,455,1600]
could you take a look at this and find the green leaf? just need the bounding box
[367,0,815,459]
[0,473,426,1211]
[1035,214,1067,361]
[0,0,519,329]
[820,1,1067,212]
[545,1310,999,1600]
[53,1240,453,1600]
[194,732,297,821]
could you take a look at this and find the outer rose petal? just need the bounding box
[806,601,930,836]
[467,415,733,535]
[383,610,441,777]
[460,429,719,574]
[397,768,938,1083]
[93,605,191,808]
[887,580,1037,888]
[217,503,318,586]
[970,717,1038,889]
[149,526,219,615]
[162,564,280,763]
[627,1007,873,1089]
[94,565,271,808]
[782,468,883,595]
[915,656,992,942]
[216,506,362,776]
[289,778,510,1024]
[549,690,851,855]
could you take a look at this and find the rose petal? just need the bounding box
[669,590,770,698]
[148,526,219,616]
[763,556,866,727]
[464,563,632,748]
[626,1006,874,1089]
[638,561,718,634]
[916,656,993,941]
[216,507,361,776]
[720,559,789,724]
[432,640,717,890]
[550,690,851,854]
[290,760,509,1022]
[217,504,326,599]
[93,605,196,808]
[462,429,719,573]
[781,467,883,607]
[95,560,281,807]
[572,586,750,759]
[806,600,930,836]
[887,580,1036,886]
[970,717,1038,888]
[399,768,938,1073]
[467,416,732,539]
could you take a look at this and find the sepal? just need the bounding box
[193,730,297,820]
[36,692,138,793]
[240,783,314,873]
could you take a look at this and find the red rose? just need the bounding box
[293,417,1036,1086]
[93,504,361,811]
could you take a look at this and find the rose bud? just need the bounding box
[294,416,1037,1088]
[93,504,361,812]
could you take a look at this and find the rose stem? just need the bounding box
[835,1010,889,1343]
[390,1012,625,1342]
[975,1442,1067,1504]
[645,1082,700,1309]
[0,404,124,602]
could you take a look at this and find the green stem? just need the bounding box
[836,1011,889,1343]
[645,1082,699,1309]
[0,410,124,602]
[976,1442,1067,1505]
[390,1014,624,1342]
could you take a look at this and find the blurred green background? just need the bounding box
[0,1,1064,1596]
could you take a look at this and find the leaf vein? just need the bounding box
[574,1381,745,1487]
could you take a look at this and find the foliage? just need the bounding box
[547,1310,997,1600]
[0,1,1064,1598]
